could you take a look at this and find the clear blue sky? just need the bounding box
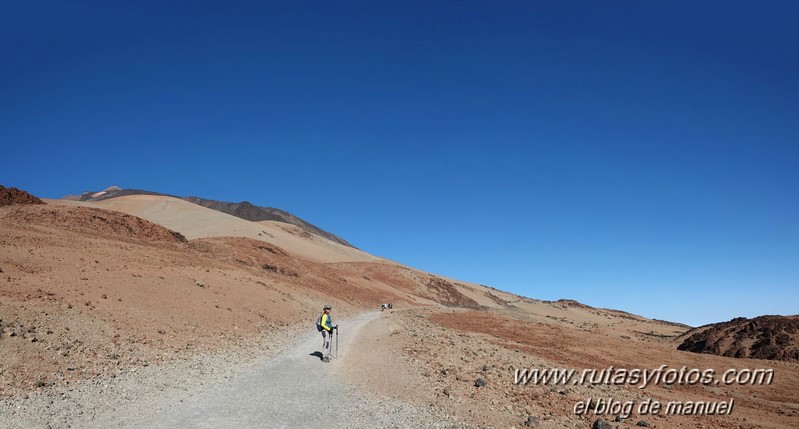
[2,1,797,326]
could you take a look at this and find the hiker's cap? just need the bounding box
[323,304,332,310]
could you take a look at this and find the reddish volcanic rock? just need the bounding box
[0,186,45,206]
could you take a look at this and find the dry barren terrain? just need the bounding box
[1,190,797,428]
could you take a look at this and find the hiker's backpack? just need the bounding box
[316,315,323,332]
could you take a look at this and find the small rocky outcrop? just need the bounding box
[678,315,799,361]
[0,186,45,206]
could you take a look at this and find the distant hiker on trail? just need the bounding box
[319,304,337,362]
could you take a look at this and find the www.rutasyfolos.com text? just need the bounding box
[513,365,774,389]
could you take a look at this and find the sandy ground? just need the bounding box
[344,307,799,428]
[2,198,797,428]
[48,196,377,263]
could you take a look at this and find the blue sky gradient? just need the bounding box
[2,1,797,326]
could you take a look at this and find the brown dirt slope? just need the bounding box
[0,186,45,206]
[0,202,471,398]
[5,187,797,429]
[678,315,799,361]
[344,307,799,429]
[422,275,481,308]
[2,205,187,244]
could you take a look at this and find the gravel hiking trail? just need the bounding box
[113,311,448,429]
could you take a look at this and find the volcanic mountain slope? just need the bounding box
[677,315,799,361]
[52,195,370,263]
[0,202,439,398]
[1,194,528,396]
[62,187,353,248]
[182,196,355,248]
[4,188,799,428]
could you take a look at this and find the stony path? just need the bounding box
[1,311,453,429]
[117,311,449,429]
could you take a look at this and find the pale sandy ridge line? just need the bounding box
[46,196,378,264]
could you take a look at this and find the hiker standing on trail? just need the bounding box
[320,304,337,362]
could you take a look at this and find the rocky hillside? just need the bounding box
[0,185,45,205]
[61,187,354,248]
[0,194,506,397]
[678,315,799,361]
[4,186,798,429]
